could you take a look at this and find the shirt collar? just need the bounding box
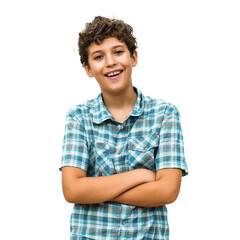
[92,87,144,124]
[130,87,144,117]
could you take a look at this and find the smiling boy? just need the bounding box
[61,16,188,240]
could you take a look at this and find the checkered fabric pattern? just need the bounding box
[61,87,188,240]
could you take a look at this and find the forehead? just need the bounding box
[88,37,127,54]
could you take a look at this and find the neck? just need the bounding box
[101,86,137,111]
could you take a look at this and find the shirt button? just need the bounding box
[144,143,147,148]
[122,220,126,226]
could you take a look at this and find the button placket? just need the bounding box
[121,219,127,226]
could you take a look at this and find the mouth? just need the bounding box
[105,70,123,78]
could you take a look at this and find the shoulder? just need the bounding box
[143,94,181,118]
[65,97,97,123]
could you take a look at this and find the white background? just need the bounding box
[0,0,240,239]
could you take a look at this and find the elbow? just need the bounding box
[165,188,180,205]
[62,184,88,204]
[63,188,75,203]
[62,185,81,204]
[61,167,88,204]
[64,195,75,204]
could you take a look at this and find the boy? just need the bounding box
[61,16,188,240]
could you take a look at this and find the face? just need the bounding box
[84,37,138,96]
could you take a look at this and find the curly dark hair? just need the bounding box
[78,16,138,67]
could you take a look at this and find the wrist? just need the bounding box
[133,169,155,183]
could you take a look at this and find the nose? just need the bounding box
[105,54,116,67]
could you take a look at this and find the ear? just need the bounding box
[131,50,138,67]
[83,62,94,78]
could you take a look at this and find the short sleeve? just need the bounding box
[60,111,89,171]
[155,107,188,176]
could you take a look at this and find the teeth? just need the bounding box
[106,71,121,77]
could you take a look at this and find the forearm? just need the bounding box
[63,168,155,204]
[110,177,181,207]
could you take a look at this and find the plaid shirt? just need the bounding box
[61,87,188,240]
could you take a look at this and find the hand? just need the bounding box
[135,168,156,183]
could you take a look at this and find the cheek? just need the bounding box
[91,63,104,75]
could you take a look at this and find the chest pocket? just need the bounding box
[127,133,159,171]
[89,141,115,176]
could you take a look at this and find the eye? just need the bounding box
[94,55,103,60]
[115,50,123,55]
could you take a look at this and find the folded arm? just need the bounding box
[110,168,182,207]
[62,167,155,204]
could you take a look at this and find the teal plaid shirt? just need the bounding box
[61,87,188,240]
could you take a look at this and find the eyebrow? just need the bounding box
[90,44,125,56]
